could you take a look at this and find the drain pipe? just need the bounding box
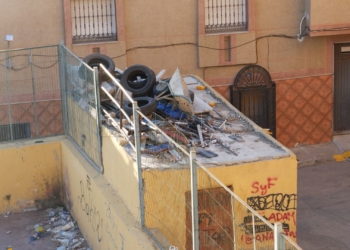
[297,13,307,42]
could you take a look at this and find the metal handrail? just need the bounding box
[99,64,134,102]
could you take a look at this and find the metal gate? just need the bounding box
[334,43,350,133]
[230,65,276,137]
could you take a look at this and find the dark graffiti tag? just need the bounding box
[247,193,296,212]
[105,203,118,249]
[199,212,213,226]
[199,227,232,247]
[78,175,103,242]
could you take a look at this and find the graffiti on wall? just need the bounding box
[247,193,297,212]
[241,177,297,245]
[78,175,103,241]
[77,175,125,249]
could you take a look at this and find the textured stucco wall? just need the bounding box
[61,139,157,250]
[0,137,63,213]
[0,0,64,50]
[307,0,350,36]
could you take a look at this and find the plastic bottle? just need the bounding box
[60,231,76,239]
[56,238,69,246]
[61,221,74,231]
[53,219,64,227]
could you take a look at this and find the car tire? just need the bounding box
[123,97,157,116]
[82,54,115,81]
[121,65,156,97]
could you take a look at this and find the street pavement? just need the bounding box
[297,160,350,249]
[293,134,350,249]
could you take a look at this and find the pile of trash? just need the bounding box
[79,54,278,166]
[28,207,89,250]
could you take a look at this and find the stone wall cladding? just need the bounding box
[275,75,333,148]
[0,100,63,139]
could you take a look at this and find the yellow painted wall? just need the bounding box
[61,139,158,250]
[101,127,141,220]
[143,155,297,249]
[309,0,350,27]
[0,137,63,213]
[0,0,64,50]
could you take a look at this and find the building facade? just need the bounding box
[1,0,350,148]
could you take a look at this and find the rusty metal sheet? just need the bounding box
[185,187,234,250]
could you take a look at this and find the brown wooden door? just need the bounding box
[334,43,350,133]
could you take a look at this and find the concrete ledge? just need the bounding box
[290,147,316,167]
[333,134,350,153]
[291,134,350,167]
[302,142,340,165]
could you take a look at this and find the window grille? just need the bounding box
[0,123,31,142]
[205,0,247,34]
[71,0,117,44]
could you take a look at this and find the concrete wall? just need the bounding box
[0,137,63,213]
[307,0,350,37]
[143,155,297,249]
[0,131,297,249]
[61,139,157,249]
[0,0,64,50]
[0,137,157,249]
[101,127,141,220]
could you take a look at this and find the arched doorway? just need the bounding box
[230,65,276,137]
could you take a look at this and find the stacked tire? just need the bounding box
[121,65,156,97]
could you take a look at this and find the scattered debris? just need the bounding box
[25,207,89,249]
[196,148,218,158]
[229,135,245,142]
[95,60,287,168]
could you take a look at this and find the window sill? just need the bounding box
[204,30,250,37]
[72,41,120,46]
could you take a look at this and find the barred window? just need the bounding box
[71,0,117,44]
[205,0,247,34]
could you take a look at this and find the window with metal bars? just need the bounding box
[71,0,117,44]
[205,0,247,34]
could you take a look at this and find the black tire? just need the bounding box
[153,81,170,96]
[82,54,115,81]
[121,65,156,97]
[122,97,157,116]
